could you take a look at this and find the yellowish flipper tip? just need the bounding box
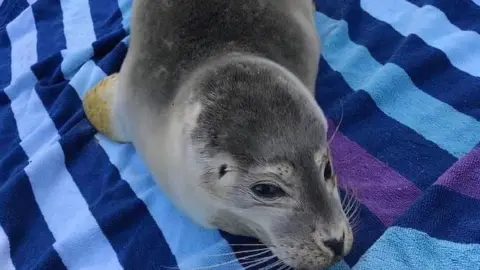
[83,73,127,143]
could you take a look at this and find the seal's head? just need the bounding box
[185,55,353,269]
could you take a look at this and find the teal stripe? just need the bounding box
[360,0,480,78]
[354,227,480,269]
[328,260,350,270]
[315,12,480,158]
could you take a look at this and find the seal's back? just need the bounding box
[127,0,320,103]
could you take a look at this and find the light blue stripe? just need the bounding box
[6,6,38,81]
[60,0,96,49]
[122,35,130,46]
[59,0,96,79]
[117,0,132,31]
[354,226,480,269]
[4,7,123,270]
[69,62,243,270]
[473,0,480,7]
[61,48,94,80]
[315,12,480,157]
[360,0,480,78]
[0,226,15,270]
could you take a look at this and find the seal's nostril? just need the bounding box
[323,238,344,257]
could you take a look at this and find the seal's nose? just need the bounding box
[323,237,344,257]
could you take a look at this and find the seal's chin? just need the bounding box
[211,216,340,269]
[256,233,342,270]
[269,246,337,270]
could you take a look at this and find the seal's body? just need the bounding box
[83,0,354,269]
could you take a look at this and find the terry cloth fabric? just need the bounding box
[0,0,479,269]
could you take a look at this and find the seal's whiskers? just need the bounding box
[276,265,292,270]
[189,249,272,270]
[328,99,344,145]
[242,255,277,270]
[228,244,269,247]
[341,186,361,233]
[161,249,272,270]
[202,247,270,257]
[262,259,285,270]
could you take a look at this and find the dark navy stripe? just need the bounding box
[339,189,385,266]
[407,0,480,34]
[0,28,11,89]
[395,185,480,244]
[31,0,66,88]
[315,58,456,190]
[92,32,128,74]
[0,0,29,29]
[0,91,67,270]
[31,0,66,56]
[88,0,128,70]
[31,0,66,66]
[88,0,124,40]
[30,0,71,133]
[315,0,480,121]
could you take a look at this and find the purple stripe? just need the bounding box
[328,120,423,226]
[435,147,480,199]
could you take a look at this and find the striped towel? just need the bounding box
[0,0,479,269]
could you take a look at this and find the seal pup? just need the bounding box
[83,0,354,269]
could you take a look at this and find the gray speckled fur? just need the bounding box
[112,1,353,269]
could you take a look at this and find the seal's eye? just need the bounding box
[219,164,228,178]
[251,183,285,199]
[324,160,332,180]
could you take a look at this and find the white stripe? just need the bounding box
[0,226,15,270]
[472,0,480,7]
[361,0,480,78]
[70,51,244,269]
[5,7,123,270]
[26,0,37,5]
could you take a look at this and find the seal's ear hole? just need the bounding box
[219,164,228,178]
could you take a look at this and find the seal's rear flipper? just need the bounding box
[83,73,130,143]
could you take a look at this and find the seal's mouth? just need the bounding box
[231,238,337,270]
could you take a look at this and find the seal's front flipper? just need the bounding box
[83,73,130,143]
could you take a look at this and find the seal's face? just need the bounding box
[203,150,353,269]
[189,59,353,269]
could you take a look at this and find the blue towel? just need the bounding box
[0,0,479,269]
